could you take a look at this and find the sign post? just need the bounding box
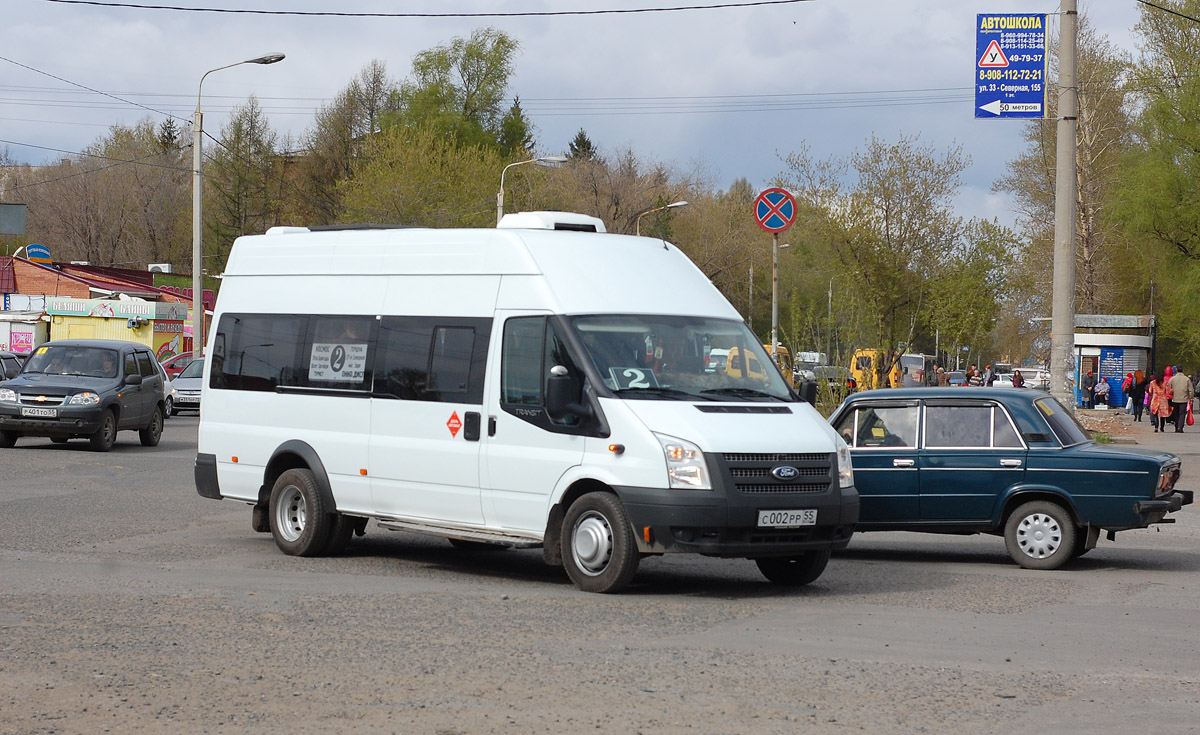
[975,13,1047,119]
[753,187,797,362]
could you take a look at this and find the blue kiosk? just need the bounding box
[1074,314,1155,409]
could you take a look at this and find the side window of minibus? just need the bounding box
[502,317,545,406]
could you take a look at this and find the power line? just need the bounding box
[0,53,188,123]
[38,0,815,17]
[0,138,188,191]
[1136,0,1200,25]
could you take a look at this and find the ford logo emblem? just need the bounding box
[771,466,799,481]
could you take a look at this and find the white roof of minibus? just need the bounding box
[223,222,739,319]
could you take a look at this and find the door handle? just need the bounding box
[488,415,497,437]
[1000,458,1023,467]
[463,411,481,442]
[893,458,915,467]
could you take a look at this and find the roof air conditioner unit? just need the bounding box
[148,263,173,273]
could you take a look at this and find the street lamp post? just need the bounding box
[634,200,689,236]
[496,155,568,225]
[192,52,284,359]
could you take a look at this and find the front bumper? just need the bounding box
[616,483,859,558]
[0,405,106,436]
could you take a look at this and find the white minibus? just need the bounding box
[195,212,858,592]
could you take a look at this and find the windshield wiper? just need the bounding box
[699,387,786,401]
[612,386,700,400]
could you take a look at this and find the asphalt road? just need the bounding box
[2,416,1198,734]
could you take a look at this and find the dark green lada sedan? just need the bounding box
[828,387,1191,570]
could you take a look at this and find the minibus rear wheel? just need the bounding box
[269,468,333,556]
[561,492,639,593]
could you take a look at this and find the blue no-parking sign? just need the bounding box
[975,13,1047,119]
[754,188,796,233]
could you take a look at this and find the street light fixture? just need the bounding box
[192,52,284,359]
[496,155,569,225]
[634,200,690,236]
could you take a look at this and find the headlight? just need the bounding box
[0,388,15,403]
[67,392,100,406]
[836,439,855,488]
[655,433,711,490]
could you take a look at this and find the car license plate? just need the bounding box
[757,509,817,528]
[21,407,57,418]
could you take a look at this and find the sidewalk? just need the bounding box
[1076,404,1198,449]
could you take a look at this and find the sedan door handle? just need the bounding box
[1000,458,1023,467]
[893,458,915,467]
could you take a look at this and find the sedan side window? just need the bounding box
[994,409,1023,448]
[836,405,918,448]
[926,405,991,448]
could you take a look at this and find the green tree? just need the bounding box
[1114,0,1200,359]
[338,124,503,228]
[568,128,599,162]
[996,17,1134,321]
[780,135,1014,380]
[294,60,397,225]
[390,28,532,154]
[206,97,284,269]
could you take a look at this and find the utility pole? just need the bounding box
[1050,0,1078,407]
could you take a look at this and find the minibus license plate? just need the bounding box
[757,509,817,528]
[22,407,57,418]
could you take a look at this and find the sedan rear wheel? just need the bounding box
[1004,500,1077,570]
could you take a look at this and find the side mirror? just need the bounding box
[546,365,591,423]
[798,380,818,405]
[125,373,143,386]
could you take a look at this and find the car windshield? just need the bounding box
[178,359,204,379]
[568,314,793,401]
[22,346,120,379]
[1034,396,1091,446]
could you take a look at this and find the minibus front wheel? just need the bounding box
[269,468,333,557]
[561,492,640,593]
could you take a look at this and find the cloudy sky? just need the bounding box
[4,1,1144,227]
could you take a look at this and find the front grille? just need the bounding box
[736,483,829,495]
[723,452,826,463]
[719,452,833,495]
[17,393,67,407]
[730,467,828,478]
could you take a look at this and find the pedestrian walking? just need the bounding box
[1130,370,1148,422]
[967,364,983,387]
[1011,369,1025,388]
[1149,373,1172,432]
[1168,366,1194,432]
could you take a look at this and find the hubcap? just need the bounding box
[1016,512,1061,559]
[275,485,307,543]
[571,511,613,576]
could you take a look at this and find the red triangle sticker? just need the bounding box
[978,39,1009,68]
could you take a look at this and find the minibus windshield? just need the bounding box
[569,315,793,401]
